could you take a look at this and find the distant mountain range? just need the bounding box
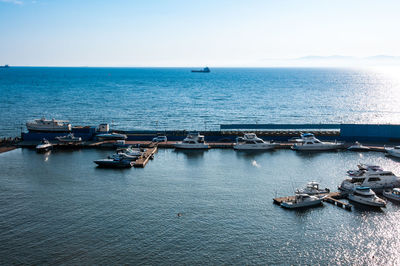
[297,55,400,61]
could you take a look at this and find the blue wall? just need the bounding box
[340,124,400,142]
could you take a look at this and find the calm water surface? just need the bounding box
[1,148,400,264]
[1,67,400,136]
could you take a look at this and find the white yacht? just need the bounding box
[383,188,400,202]
[385,146,400,158]
[56,133,82,143]
[35,138,53,153]
[280,194,323,209]
[233,133,275,150]
[27,117,71,132]
[347,141,370,151]
[295,181,330,195]
[348,187,386,207]
[174,132,209,149]
[339,164,400,192]
[291,133,343,151]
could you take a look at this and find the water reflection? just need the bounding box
[174,149,207,159]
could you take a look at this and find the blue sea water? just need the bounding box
[1,148,400,265]
[1,67,400,136]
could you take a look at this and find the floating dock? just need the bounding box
[134,145,158,168]
[273,192,352,211]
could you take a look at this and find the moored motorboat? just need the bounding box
[295,181,330,195]
[347,141,370,151]
[348,186,386,207]
[174,132,209,149]
[385,146,400,158]
[383,188,400,202]
[56,133,82,143]
[94,157,133,168]
[339,164,400,193]
[96,133,128,141]
[35,138,53,153]
[291,133,343,151]
[280,194,323,209]
[233,133,275,150]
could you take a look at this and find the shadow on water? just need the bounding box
[173,149,207,159]
[350,201,386,213]
[293,150,340,159]
[234,149,275,159]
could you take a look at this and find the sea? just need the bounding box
[1,67,400,137]
[1,67,400,265]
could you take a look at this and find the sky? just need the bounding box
[0,0,400,67]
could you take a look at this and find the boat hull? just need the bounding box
[292,143,343,151]
[94,159,133,168]
[386,149,400,158]
[281,199,322,209]
[36,145,53,153]
[233,144,275,150]
[348,194,386,207]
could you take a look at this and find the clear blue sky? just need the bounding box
[1,0,399,66]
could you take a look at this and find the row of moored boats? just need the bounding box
[280,163,400,209]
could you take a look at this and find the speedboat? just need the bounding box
[27,117,71,132]
[108,153,139,161]
[348,187,386,207]
[116,147,143,156]
[56,133,82,143]
[96,133,128,141]
[108,148,143,161]
[295,181,330,195]
[35,138,53,153]
[339,164,400,193]
[174,132,209,149]
[280,194,323,209]
[385,146,400,158]
[291,133,343,151]
[233,133,275,150]
[94,156,133,168]
[383,188,400,202]
[347,141,370,151]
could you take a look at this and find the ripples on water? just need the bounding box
[1,148,400,264]
[1,67,400,136]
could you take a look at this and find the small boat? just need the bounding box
[339,164,400,193]
[174,132,209,149]
[280,194,323,209]
[35,138,53,153]
[56,133,82,143]
[348,186,386,207]
[108,153,139,161]
[96,133,128,141]
[383,188,400,202]
[291,133,343,151]
[385,146,400,158]
[233,133,275,150]
[116,147,143,157]
[94,157,133,168]
[347,141,370,151]
[191,67,210,73]
[295,181,330,195]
